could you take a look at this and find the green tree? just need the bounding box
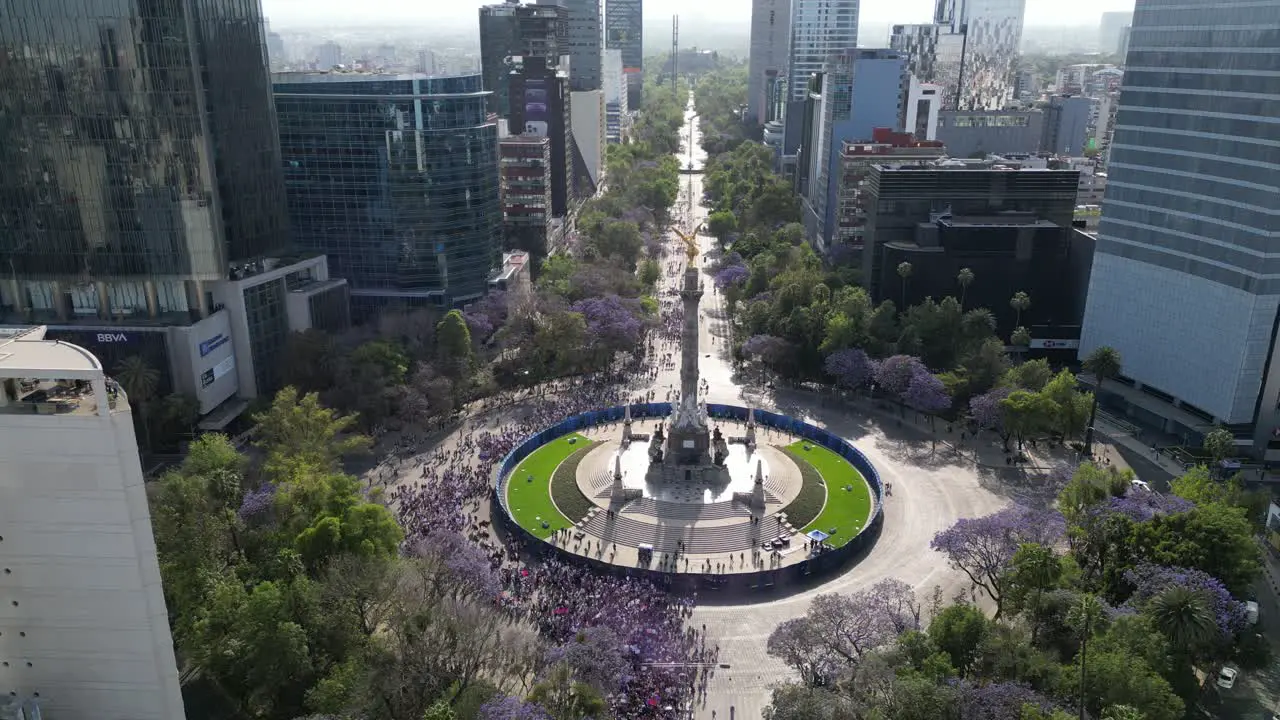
[349,340,410,385]
[1129,503,1261,595]
[1005,543,1064,644]
[155,392,201,449]
[1003,358,1055,392]
[1041,370,1093,441]
[707,209,738,241]
[115,354,160,450]
[189,577,317,719]
[1010,291,1031,328]
[1083,346,1122,456]
[436,309,476,377]
[1066,593,1106,720]
[253,387,370,477]
[957,267,974,309]
[928,603,992,676]
[422,700,457,720]
[1000,389,1058,450]
[897,261,913,307]
[638,258,661,286]
[528,663,608,720]
[1202,426,1235,466]
[1012,326,1032,349]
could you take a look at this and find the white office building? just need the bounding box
[0,327,184,720]
[747,0,792,124]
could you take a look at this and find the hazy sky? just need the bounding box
[261,0,1136,28]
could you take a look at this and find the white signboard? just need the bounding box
[1029,338,1080,350]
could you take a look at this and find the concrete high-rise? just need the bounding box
[605,0,643,109]
[0,326,184,720]
[747,0,791,124]
[892,0,1025,110]
[1079,0,1280,460]
[539,0,603,91]
[786,0,859,104]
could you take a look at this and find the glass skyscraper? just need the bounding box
[0,0,290,323]
[892,0,1025,111]
[786,0,859,104]
[273,73,501,306]
[604,0,643,109]
[1079,0,1280,454]
[538,0,603,91]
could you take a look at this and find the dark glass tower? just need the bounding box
[273,73,501,306]
[538,0,603,91]
[0,0,290,302]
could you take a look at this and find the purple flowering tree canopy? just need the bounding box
[955,680,1062,720]
[544,625,630,694]
[742,334,792,367]
[714,264,749,288]
[930,506,1067,618]
[904,371,951,415]
[1103,488,1194,523]
[238,483,276,521]
[824,348,875,391]
[570,294,644,353]
[875,355,927,397]
[968,386,1011,435]
[767,579,923,684]
[1123,562,1248,639]
[476,696,552,720]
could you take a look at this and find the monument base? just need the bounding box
[666,427,711,466]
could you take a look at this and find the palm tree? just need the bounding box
[1149,586,1217,658]
[1101,706,1144,720]
[1082,346,1122,457]
[115,355,160,451]
[1010,291,1031,328]
[896,262,913,307]
[957,267,974,309]
[1067,593,1105,720]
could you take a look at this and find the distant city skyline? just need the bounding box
[260,0,1135,28]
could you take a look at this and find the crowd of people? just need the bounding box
[380,246,723,717]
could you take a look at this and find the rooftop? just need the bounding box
[0,327,103,377]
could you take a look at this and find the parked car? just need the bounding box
[1215,666,1237,690]
[1245,600,1259,625]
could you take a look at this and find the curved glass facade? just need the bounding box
[1081,0,1280,425]
[0,0,290,282]
[273,73,501,303]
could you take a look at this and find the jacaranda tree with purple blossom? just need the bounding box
[570,294,644,358]
[767,578,924,683]
[476,695,552,720]
[968,386,1012,449]
[1123,563,1247,644]
[904,370,951,419]
[931,506,1067,618]
[824,348,875,392]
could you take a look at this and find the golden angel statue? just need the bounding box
[674,222,704,264]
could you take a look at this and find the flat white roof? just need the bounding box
[0,326,103,379]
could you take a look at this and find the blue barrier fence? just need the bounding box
[493,403,885,593]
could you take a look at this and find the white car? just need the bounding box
[1215,666,1237,690]
[1130,478,1151,492]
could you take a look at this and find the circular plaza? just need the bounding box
[493,403,883,591]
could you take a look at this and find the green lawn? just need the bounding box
[505,433,595,539]
[779,446,826,528]
[784,440,872,548]
[550,444,597,523]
